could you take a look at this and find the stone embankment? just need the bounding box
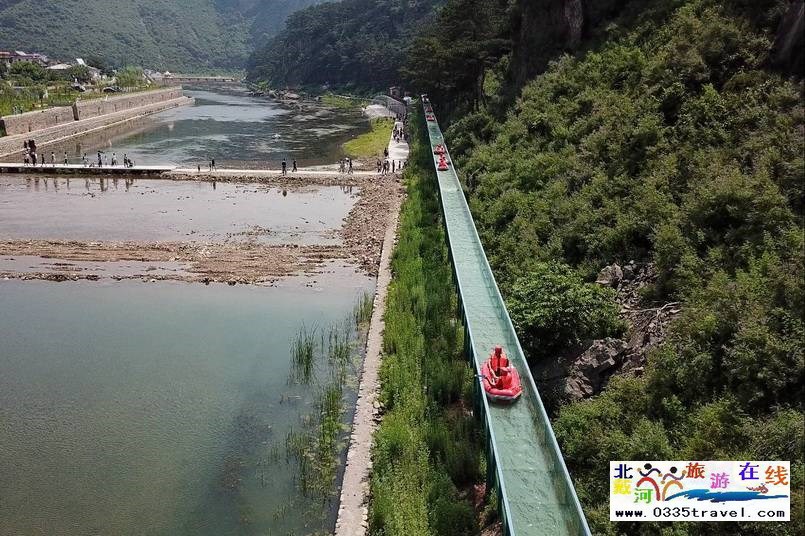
[0,88,191,158]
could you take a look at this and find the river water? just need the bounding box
[37,84,369,169]
[0,276,373,535]
[0,177,357,245]
[0,85,375,535]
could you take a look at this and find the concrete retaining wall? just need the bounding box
[0,95,192,159]
[73,88,184,121]
[0,105,77,136]
[0,87,185,136]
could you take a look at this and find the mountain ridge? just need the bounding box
[0,0,324,72]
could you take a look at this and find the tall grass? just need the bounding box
[290,323,318,384]
[368,108,485,535]
[343,117,395,158]
[353,291,374,326]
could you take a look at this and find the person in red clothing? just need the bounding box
[489,346,512,388]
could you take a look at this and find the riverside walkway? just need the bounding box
[0,163,380,178]
[423,102,591,536]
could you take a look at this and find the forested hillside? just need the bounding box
[0,0,322,71]
[403,0,803,534]
[246,0,442,90]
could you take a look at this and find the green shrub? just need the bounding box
[507,262,623,359]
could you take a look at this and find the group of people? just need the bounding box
[21,140,136,169]
[281,158,298,175]
[376,157,403,174]
[82,151,134,168]
[339,157,353,174]
[392,124,407,144]
[20,140,67,167]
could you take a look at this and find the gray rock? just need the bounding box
[596,263,623,288]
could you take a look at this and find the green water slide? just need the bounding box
[422,103,591,536]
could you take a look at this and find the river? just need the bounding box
[41,83,369,169]
[0,85,376,535]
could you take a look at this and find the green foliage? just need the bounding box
[9,61,49,83]
[425,0,803,533]
[115,66,145,88]
[66,65,92,83]
[369,109,483,535]
[320,93,366,110]
[422,1,805,533]
[401,0,511,115]
[0,0,322,72]
[247,0,443,91]
[508,262,623,359]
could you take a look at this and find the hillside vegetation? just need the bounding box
[0,0,321,71]
[246,0,442,90]
[413,0,802,534]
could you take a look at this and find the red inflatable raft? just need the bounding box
[480,346,523,403]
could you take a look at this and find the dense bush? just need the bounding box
[508,262,623,359]
[0,0,320,72]
[247,0,443,91]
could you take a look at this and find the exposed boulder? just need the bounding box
[558,262,683,401]
[595,263,623,288]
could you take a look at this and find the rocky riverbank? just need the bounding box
[0,173,404,284]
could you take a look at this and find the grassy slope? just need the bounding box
[343,118,394,159]
[368,110,486,535]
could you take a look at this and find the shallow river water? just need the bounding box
[0,273,373,535]
[0,176,357,245]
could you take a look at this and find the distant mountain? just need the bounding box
[246,0,443,91]
[0,0,324,72]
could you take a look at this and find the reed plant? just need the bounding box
[290,324,318,384]
[283,294,373,503]
[353,291,374,327]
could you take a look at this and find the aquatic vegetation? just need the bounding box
[282,294,373,504]
[353,290,375,327]
[290,323,318,384]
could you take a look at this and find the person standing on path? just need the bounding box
[51,152,55,166]
[282,158,287,175]
[97,151,103,168]
[211,158,216,171]
[292,159,297,173]
[64,152,68,165]
[348,158,353,174]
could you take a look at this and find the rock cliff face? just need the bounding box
[508,0,627,87]
[770,0,804,74]
[535,262,682,404]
